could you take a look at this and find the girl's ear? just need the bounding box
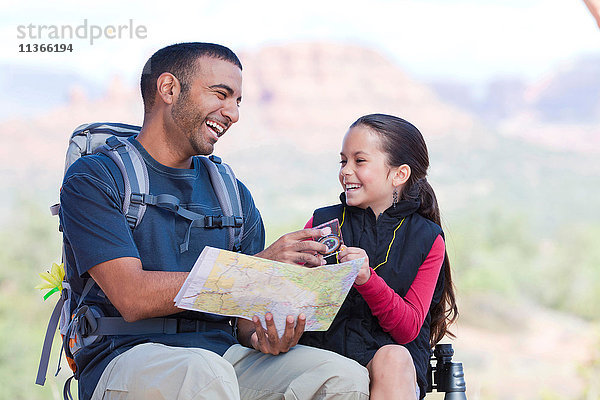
[393,164,411,187]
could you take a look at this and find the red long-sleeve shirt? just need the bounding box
[305,217,445,344]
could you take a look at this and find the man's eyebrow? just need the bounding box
[209,84,242,103]
[209,84,234,95]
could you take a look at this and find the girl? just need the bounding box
[300,114,458,399]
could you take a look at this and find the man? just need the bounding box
[60,42,369,400]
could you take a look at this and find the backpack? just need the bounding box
[36,122,245,395]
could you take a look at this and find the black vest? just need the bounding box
[300,196,444,395]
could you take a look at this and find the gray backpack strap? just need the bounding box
[35,291,65,385]
[95,137,243,252]
[51,123,143,217]
[137,192,242,253]
[95,136,149,229]
[199,155,244,251]
[36,277,98,386]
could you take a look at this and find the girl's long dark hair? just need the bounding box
[350,114,458,346]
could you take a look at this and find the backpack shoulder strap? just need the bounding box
[51,122,142,217]
[199,155,244,252]
[65,123,142,174]
[95,136,149,230]
[35,291,65,385]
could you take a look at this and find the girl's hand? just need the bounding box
[338,245,371,285]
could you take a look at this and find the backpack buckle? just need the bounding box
[105,135,126,150]
[234,216,243,228]
[76,306,99,337]
[125,215,138,229]
[219,216,243,228]
[130,193,144,205]
[204,215,223,228]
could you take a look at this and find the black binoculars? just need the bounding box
[426,343,467,399]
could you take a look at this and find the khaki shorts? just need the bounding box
[91,343,369,400]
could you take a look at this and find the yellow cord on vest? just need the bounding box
[335,208,347,264]
[373,217,405,270]
[338,207,405,270]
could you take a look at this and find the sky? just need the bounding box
[2,0,599,92]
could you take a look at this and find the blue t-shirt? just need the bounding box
[59,137,265,400]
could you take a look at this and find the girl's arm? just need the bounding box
[354,235,445,344]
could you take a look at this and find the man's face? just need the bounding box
[171,56,242,156]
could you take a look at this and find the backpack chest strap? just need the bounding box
[133,193,243,252]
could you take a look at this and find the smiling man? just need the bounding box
[59,43,369,400]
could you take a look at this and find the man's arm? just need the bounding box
[60,157,194,322]
[88,257,188,322]
[91,228,329,323]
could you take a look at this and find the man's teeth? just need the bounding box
[346,184,361,190]
[206,120,224,135]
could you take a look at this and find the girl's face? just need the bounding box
[339,126,397,217]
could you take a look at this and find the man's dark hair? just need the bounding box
[140,42,242,112]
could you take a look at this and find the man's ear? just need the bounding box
[156,72,180,106]
[393,164,411,187]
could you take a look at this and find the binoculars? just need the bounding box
[426,343,467,399]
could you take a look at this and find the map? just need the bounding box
[174,246,363,336]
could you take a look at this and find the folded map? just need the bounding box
[174,246,363,336]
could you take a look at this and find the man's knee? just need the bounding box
[94,344,240,400]
[326,355,370,391]
[176,347,238,385]
[141,345,239,399]
[300,348,370,396]
[225,344,369,399]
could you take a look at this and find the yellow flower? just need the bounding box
[35,262,65,300]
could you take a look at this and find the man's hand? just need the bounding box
[256,228,330,267]
[338,246,371,285]
[237,313,306,355]
[251,313,306,355]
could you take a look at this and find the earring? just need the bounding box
[392,189,398,208]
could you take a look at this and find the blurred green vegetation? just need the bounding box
[578,330,600,400]
[1,196,599,399]
[447,208,600,321]
[0,197,71,400]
